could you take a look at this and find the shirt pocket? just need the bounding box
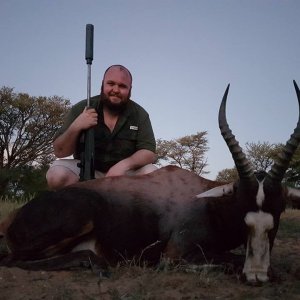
[113,130,138,157]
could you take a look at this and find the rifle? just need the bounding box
[78,24,95,181]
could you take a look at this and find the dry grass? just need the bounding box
[278,208,300,238]
[0,194,34,221]
[0,200,22,222]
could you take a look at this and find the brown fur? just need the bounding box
[0,166,227,269]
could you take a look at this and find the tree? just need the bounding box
[215,141,279,181]
[215,141,300,186]
[216,167,238,182]
[3,165,48,199]
[245,141,280,172]
[244,141,300,187]
[0,86,70,196]
[156,131,209,175]
[283,145,300,187]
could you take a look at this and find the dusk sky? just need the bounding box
[1,0,300,179]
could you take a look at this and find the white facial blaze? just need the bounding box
[243,211,274,282]
[256,179,265,208]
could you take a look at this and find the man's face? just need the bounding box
[101,67,132,112]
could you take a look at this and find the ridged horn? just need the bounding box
[219,84,255,180]
[268,80,300,183]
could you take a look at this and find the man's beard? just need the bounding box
[100,93,129,114]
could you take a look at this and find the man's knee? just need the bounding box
[46,166,79,190]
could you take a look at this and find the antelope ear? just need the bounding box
[196,182,234,198]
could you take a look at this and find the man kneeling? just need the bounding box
[47,65,157,190]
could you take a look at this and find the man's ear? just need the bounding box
[100,81,104,94]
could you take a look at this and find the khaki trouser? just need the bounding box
[47,159,158,179]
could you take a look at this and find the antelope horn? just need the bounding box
[268,80,300,183]
[219,84,255,180]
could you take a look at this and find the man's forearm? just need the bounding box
[53,107,98,158]
[124,149,157,170]
[53,125,82,158]
[105,149,157,177]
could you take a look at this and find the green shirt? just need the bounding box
[55,95,156,172]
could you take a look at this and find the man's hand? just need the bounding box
[105,160,130,177]
[53,107,98,158]
[105,150,157,177]
[72,107,98,131]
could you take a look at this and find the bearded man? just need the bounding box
[46,65,157,190]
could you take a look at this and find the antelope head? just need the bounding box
[198,81,300,282]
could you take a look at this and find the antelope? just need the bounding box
[1,81,300,283]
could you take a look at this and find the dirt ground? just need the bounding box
[0,210,299,300]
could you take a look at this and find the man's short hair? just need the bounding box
[103,65,132,83]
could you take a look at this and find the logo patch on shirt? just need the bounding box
[130,125,138,131]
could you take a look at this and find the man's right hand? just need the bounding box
[72,107,98,131]
[53,107,98,158]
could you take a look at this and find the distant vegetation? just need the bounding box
[1,86,300,199]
